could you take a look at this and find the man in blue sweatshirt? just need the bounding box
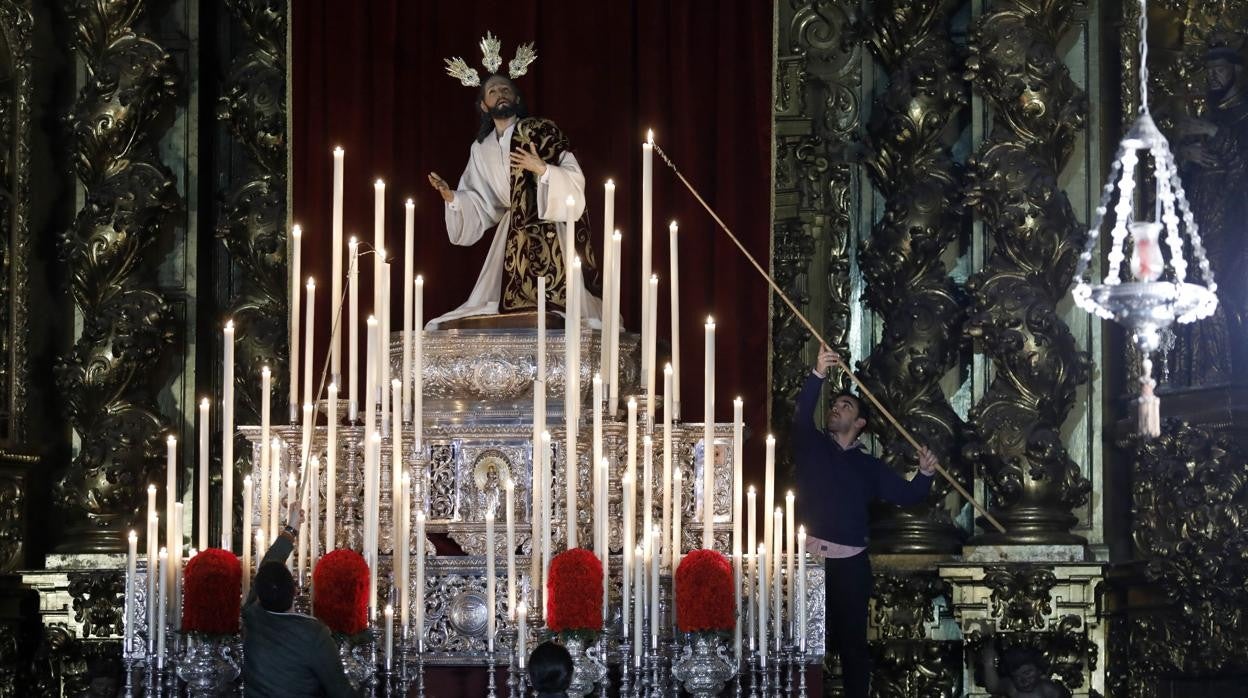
[794,346,937,698]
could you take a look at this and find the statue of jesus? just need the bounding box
[427,48,601,329]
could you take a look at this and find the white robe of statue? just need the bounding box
[428,121,603,329]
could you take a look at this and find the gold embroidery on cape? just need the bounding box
[500,118,600,313]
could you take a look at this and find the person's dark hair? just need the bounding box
[475,74,530,143]
[831,391,871,433]
[255,560,296,612]
[528,641,573,695]
[1206,45,1244,66]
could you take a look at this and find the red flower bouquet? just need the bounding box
[675,549,735,634]
[181,548,242,635]
[313,549,371,636]
[546,548,604,634]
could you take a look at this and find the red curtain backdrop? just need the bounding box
[292,1,774,469]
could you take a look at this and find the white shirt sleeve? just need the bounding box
[536,151,586,222]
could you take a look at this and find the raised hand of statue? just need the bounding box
[428,172,455,203]
[1180,142,1218,168]
[1177,115,1218,138]
[509,142,549,176]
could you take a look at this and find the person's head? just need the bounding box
[826,392,870,440]
[255,560,296,612]
[476,74,529,141]
[1205,46,1244,101]
[528,641,573,695]
[1002,646,1043,692]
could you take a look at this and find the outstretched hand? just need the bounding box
[285,502,302,534]
[427,172,454,203]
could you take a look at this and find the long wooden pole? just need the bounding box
[652,143,1006,534]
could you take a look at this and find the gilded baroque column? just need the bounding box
[858,0,969,554]
[962,0,1092,544]
[773,0,859,472]
[217,0,288,424]
[53,0,181,552]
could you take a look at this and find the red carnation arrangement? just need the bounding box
[313,549,371,636]
[546,548,603,635]
[675,549,735,634]
[181,548,242,635]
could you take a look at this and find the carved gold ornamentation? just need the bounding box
[54,0,182,552]
[0,1,32,449]
[858,0,969,554]
[218,0,288,424]
[773,0,860,475]
[962,0,1092,543]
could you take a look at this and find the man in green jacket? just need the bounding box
[242,506,356,696]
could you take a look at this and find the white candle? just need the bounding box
[303,278,316,410]
[286,473,296,530]
[758,544,768,664]
[641,133,653,391]
[485,506,496,652]
[592,374,604,561]
[532,276,547,597]
[517,601,528,668]
[400,471,411,632]
[269,438,281,542]
[772,508,783,646]
[598,456,610,618]
[310,456,321,567]
[607,230,623,416]
[373,180,385,380]
[365,315,378,449]
[642,433,653,561]
[540,431,553,615]
[331,147,344,383]
[565,259,580,549]
[564,195,576,274]
[763,435,775,572]
[391,379,403,553]
[300,403,313,502]
[415,509,426,650]
[403,199,415,423]
[260,367,271,533]
[156,547,168,661]
[600,181,615,406]
[732,398,744,659]
[747,487,756,651]
[146,488,157,653]
[633,542,644,667]
[645,275,658,425]
[348,238,360,421]
[703,317,715,549]
[380,261,391,437]
[222,320,235,551]
[125,530,137,653]
[172,504,183,626]
[368,432,381,618]
[661,364,673,569]
[621,469,634,634]
[673,467,683,570]
[785,491,796,639]
[165,435,177,609]
[670,221,682,420]
[414,276,424,449]
[290,224,302,423]
[242,476,253,599]
[505,477,516,619]
[326,383,337,550]
[797,526,807,653]
[197,398,209,551]
[384,604,394,670]
[649,526,660,650]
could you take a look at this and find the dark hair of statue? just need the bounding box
[255,560,296,612]
[475,75,530,143]
[528,640,574,695]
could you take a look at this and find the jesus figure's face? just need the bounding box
[481,76,520,118]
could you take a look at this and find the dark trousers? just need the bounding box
[825,551,872,698]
